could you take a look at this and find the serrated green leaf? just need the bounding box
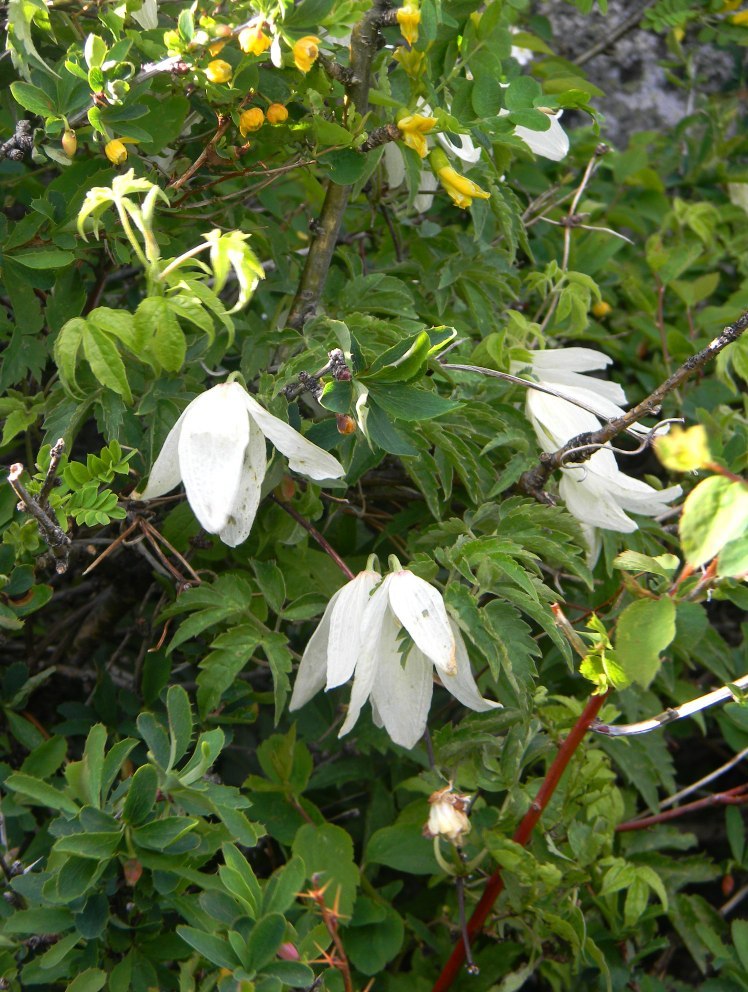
[615,597,676,688]
[81,325,133,403]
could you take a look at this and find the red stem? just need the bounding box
[270,495,355,580]
[616,785,748,832]
[431,691,609,992]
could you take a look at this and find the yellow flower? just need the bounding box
[205,59,232,83]
[397,3,421,46]
[239,24,271,56]
[208,40,226,56]
[293,35,320,72]
[731,9,748,23]
[397,113,436,159]
[266,103,289,125]
[430,150,490,209]
[239,107,265,135]
[104,138,138,165]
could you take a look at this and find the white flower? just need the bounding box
[510,27,534,67]
[501,108,569,161]
[511,348,682,554]
[424,785,472,845]
[137,382,345,547]
[289,566,500,749]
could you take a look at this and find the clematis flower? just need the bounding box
[293,35,320,73]
[397,2,421,45]
[424,785,472,845]
[511,348,682,559]
[137,382,345,547]
[430,149,490,210]
[289,562,500,749]
[397,112,437,159]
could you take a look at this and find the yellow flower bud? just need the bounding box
[205,59,232,83]
[393,46,426,78]
[239,24,272,56]
[591,300,612,319]
[239,107,265,135]
[432,155,491,209]
[208,40,226,56]
[62,129,77,158]
[397,3,421,46]
[293,35,320,73]
[396,113,436,159]
[105,139,128,165]
[266,103,289,125]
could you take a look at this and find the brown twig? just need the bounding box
[431,691,609,991]
[168,113,234,191]
[360,123,402,152]
[270,495,354,580]
[285,0,392,330]
[37,438,65,510]
[616,785,748,833]
[516,308,748,500]
[7,464,71,574]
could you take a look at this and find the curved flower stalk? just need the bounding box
[137,382,345,547]
[289,560,500,749]
[511,348,682,558]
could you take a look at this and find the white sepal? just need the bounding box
[388,571,457,675]
[243,393,345,481]
[137,407,188,500]
[326,570,380,689]
[217,421,266,547]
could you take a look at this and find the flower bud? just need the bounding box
[208,40,226,56]
[423,785,472,845]
[105,139,128,165]
[123,858,143,886]
[206,59,232,83]
[278,942,300,961]
[239,107,265,135]
[62,129,77,158]
[336,414,357,435]
[591,300,612,319]
[239,24,271,56]
[267,103,289,125]
[293,35,320,73]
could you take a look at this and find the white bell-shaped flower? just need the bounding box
[138,381,345,547]
[511,348,681,556]
[290,563,500,749]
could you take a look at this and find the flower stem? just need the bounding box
[270,495,355,580]
[431,691,608,992]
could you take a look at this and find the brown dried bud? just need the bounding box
[423,784,472,845]
[123,858,143,886]
[336,414,357,435]
[275,477,296,502]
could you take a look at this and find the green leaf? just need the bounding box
[10,248,75,268]
[10,80,56,115]
[262,855,306,915]
[132,816,198,850]
[503,75,542,110]
[65,969,107,992]
[220,842,262,918]
[135,297,186,371]
[680,476,748,568]
[196,624,261,718]
[176,927,239,970]
[321,148,369,185]
[122,764,158,826]
[38,931,80,969]
[292,823,360,917]
[362,330,430,381]
[615,597,676,688]
[246,913,286,972]
[81,325,133,403]
[366,824,440,875]
[5,771,79,814]
[365,382,461,422]
[167,684,193,769]
[54,830,122,860]
[4,907,74,933]
[137,711,171,768]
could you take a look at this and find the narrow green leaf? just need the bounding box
[5,771,79,814]
[122,764,158,826]
[81,325,133,403]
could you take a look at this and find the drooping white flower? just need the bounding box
[137,381,345,546]
[511,348,682,554]
[424,784,472,845]
[289,564,500,749]
[500,108,569,161]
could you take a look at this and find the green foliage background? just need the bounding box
[1,1,748,990]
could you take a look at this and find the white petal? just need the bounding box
[388,571,456,675]
[178,384,250,533]
[138,406,188,500]
[371,634,433,749]
[436,130,482,164]
[217,419,266,546]
[270,34,282,68]
[290,587,343,711]
[414,169,438,213]
[433,622,501,713]
[242,393,345,481]
[338,580,392,737]
[515,347,612,374]
[131,0,158,29]
[535,369,628,410]
[514,113,569,161]
[383,142,405,189]
[526,389,603,450]
[559,464,638,533]
[326,570,381,689]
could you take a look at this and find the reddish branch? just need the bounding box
[616,785,748,833]
[270,495,355,580]
[431,691,609,992]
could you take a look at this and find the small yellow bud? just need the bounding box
[591,300,612,319]
[208,40,226,56]
[293,35,320,73]
[266,103,289,125]
[214,24,232,37]
[239,24,272,56]
[62,129,77,158]
[105,139,128,165]
[397,3,421,46]
[205,59,232,83]
[239,107,265,135]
